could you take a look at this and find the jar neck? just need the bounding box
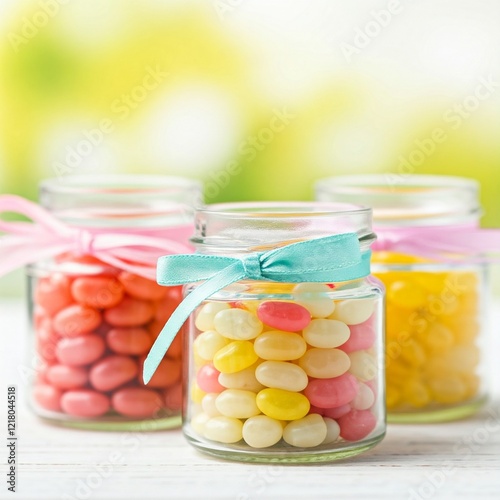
[191,202,375,255]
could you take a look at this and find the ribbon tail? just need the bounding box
[143,261,246,384]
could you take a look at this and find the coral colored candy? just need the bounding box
[256,301,311,332]
[253,331,307,361]
[338,410,377,441]
[283,414,327,448]
[302,319,350,349]
[197,364,225,394]
[164,383,183,410]
[106,327,152,355]
[256,388,310,421]
[34,384,62,412]
[35,274,73,316]
[47,365,88,390]
[71,276,124,309]
[154,287,182,323]
[340,315,376,353]
[215,389,260,419]
[213,308,263,340]
[56,334,106,366]
[61,390,110,417]
[323,404,352,420]
[203,416,243,443]
[140,356,181,389]
[37,321,59,362]
[298,348,351,379]
[53,304,102,337]
[166,332,183,359]
[213,340,258,374]
[104,296,154,327]
[118,272,167,301]
[304,373,359,409]
[242,415,283,448]
[195,302,230,331]
[112,388,163,418]
[89,356,138,392]
[255,361,308,392]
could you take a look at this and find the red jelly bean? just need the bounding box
[61,390,111,417]
[104,296,154,327]
[71,276,124,309]
[53,304,102,337]
[337,410,377,441]
[56,334,106,366]
[34,384,62,412]
[89,356,138,392]
[34,273,73,316]
[112,387,163,418]
[47,365,89,390]
[197,364,225,393]
[323,404,352,419]
[340,314,376,353]
[256,301,311,332]
[118,272,167,301]
[106,327,152,355]
[304,373,359,409]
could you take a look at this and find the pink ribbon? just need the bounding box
[372,223,500,262]
[0,195,194,280]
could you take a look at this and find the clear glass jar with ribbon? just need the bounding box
[143,202,386,463]
[316,174,498,423]
[0,175,201,430]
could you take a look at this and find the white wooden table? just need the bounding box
[1,299,499,500]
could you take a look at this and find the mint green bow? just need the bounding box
[143,233,370,383]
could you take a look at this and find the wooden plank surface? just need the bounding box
[1,299,499,500]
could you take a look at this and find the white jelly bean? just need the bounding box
[215,389,260,419]
[322,417,341,444]
[203,416,243,443]
[283,414,327,448]
[242,415,283,448]
[194,330,229,360]
[255,361,308,392]
[195,302,230,331]
[254,331,307,361]
[214,308,263,340]
[348,351,377,381]
[331,298,375,325]
[191,412,210,435]
[218,363,265,392]
[302,319,350,348]
[293,283,335,318]
[351,383,375,410]
[298,348,351,378]
[201,393,222,417]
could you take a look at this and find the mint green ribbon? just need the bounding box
[143,233,370,383]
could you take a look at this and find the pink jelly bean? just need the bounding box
[47,365,88,390]
[53,304,102,337]
[138,356,181,389]
[35,273,73,316]
[61,390,111,417]
[323,404,352,419]
[112,387,163,418]
[71,276,124,309]
[56,334,106,366]
[196,364,225,393]
[304,373,359,409]
[106,327,152,355]
[257,301,311,332]
[164,383,182,410]
[89,356,138,392]
[34,384,62,412]
[37,320,59,362]
[339,314,376,353]
[104,296,154,327]
[118,272,167,301]
[337,410,377,441]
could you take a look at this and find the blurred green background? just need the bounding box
[1,0,499,295]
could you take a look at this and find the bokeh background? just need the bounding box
[1,0,499,296]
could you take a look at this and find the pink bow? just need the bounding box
[0,195,194,280]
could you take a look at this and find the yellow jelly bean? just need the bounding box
[256,388,310,421]
[253,331,307,361]
[242,415,283,448]
[194,330,230,360]
[218,362,265,392]
[213,340,259,374]
[400,341,426,368]
[255,361,308,392]
[428,377,467,404]
[298,348,351,379]
[214,308,263,340]
[388,280,427,310]
[195,302,230,331]
[402,379,431,408]
[302,319,350,348]
[190,381,206,404]
[414,272,449,294]
[283,414,327,448]
[215,389,260,419]
[372,251,430,265]
[420,323,454,355]
[203,416,243,443]
[385,385,401,409]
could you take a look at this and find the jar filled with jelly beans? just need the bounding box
[316,175,490,422]
[29,175,200,430]
[182,202,386,463]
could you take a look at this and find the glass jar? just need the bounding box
[28,175,200,430]
[316,175,489,423]
[181,202,385,463]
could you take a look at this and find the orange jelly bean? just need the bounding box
[71,276,124,309]
[104,296,154,327]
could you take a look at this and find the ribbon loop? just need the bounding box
[240,254,264,281]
